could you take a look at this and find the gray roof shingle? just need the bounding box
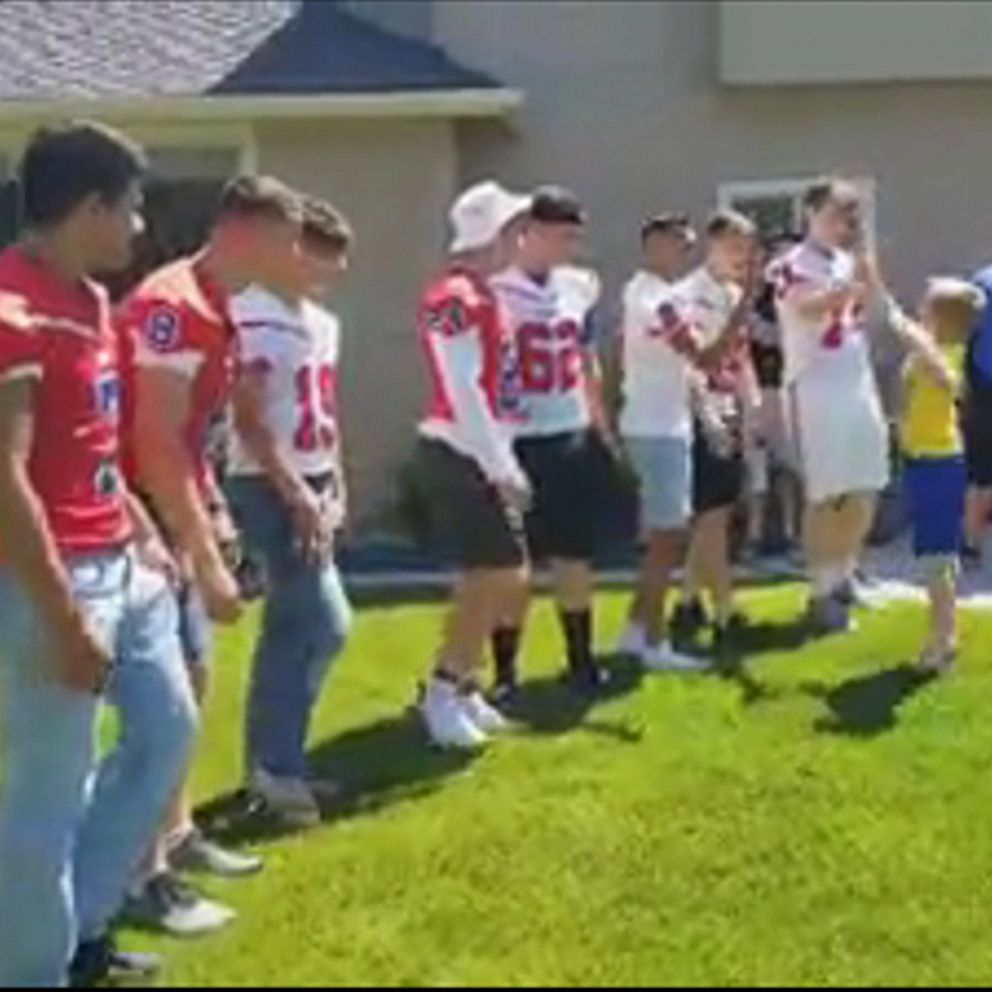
[0,0,502,101]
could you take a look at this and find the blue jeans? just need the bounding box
[227,476,352,780]
[0,549,198,988]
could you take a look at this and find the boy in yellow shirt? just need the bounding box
[888,278,986,672]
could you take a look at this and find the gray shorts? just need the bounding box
[625,435,692,533]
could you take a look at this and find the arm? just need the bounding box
[232,369,331,563]
[657,295,750,373]
[433,330,529,495]
[133,367,241,622]
[886,299,955,392]
[0,378,108,692]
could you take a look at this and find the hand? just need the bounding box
[290,488,334,567]
[211,506,243,571]
[55,612,112,695]
[854,246,883,293]
[135,534,180,589]
[196,556,243,624]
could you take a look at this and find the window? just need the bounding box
[106,145,242,299]
[718,177,877,244]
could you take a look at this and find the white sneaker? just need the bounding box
[642,641,711,673]
[420,678,489,750]
[460,690,508,734]
[616,622,647,657]
[249,769,321,829]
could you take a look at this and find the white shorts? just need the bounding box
[793,377,890,504]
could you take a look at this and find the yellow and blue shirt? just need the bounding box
[900,351,963,459]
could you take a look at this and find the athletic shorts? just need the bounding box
[515,428,620,562]
[903,455,966,558]
[793,379,889,504]
[625,435,692,532]
[962,397,992,488]
[418,439,527,570]
[693,422,745,514]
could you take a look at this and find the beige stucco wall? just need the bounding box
[255,118,456,528]
[433,0,992,307]
[721,0,992,86]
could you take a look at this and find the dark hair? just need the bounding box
[705,208,756,240]
[302,196,353,253]
[803,177,859,214]
[640,212,691,244]
[19,120,146,228]
[216,174,302,226]
[529,185,586,225]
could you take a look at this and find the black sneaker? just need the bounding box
[69,934,161,988]
[671,598,708,638]
[490,677,519,708]
[565,660,611,695]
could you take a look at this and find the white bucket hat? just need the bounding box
[448,180,532,254]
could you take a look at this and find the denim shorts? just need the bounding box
[625,435,692,532]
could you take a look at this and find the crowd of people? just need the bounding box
[0,119,988,987]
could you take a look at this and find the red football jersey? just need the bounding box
[0,247,131,561]
[419,266,519,426]
[120,256,236,488]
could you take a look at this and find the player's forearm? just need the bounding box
[697,308,748,370]
[125,489,162,546]
[793,285,855,322]
[584,358,611,437]
[0,463,79,632]
[137,436,224,574]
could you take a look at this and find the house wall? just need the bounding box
[255,117,457,527]
[720,0,992,86]
[426,0,992,306]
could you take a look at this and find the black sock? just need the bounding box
[559,609,594,675]
[492,627,521,686]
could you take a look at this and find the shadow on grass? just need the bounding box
[195,709,474,847]
[506,653,644,740]
[725,619,812,657]
[804,663,935,737]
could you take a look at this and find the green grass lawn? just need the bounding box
[123,584,992,987]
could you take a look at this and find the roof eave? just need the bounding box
[0,88,525,122]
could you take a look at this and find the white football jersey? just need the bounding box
[772,240,873,392]
[619,270,694,440]
[228,286,344,501]
[673,266,748,419]
[490,265,599,437]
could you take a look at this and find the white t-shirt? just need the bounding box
[228,285,344,492]
[772,240,874,393]
[490,265,600,438]
[619,270,694,440]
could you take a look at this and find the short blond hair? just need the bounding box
[925,277,986,340]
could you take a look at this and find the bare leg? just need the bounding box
[965,486,992,551]
[634,529,685,648]
[690,507,735,626]
[438,570,523,682]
